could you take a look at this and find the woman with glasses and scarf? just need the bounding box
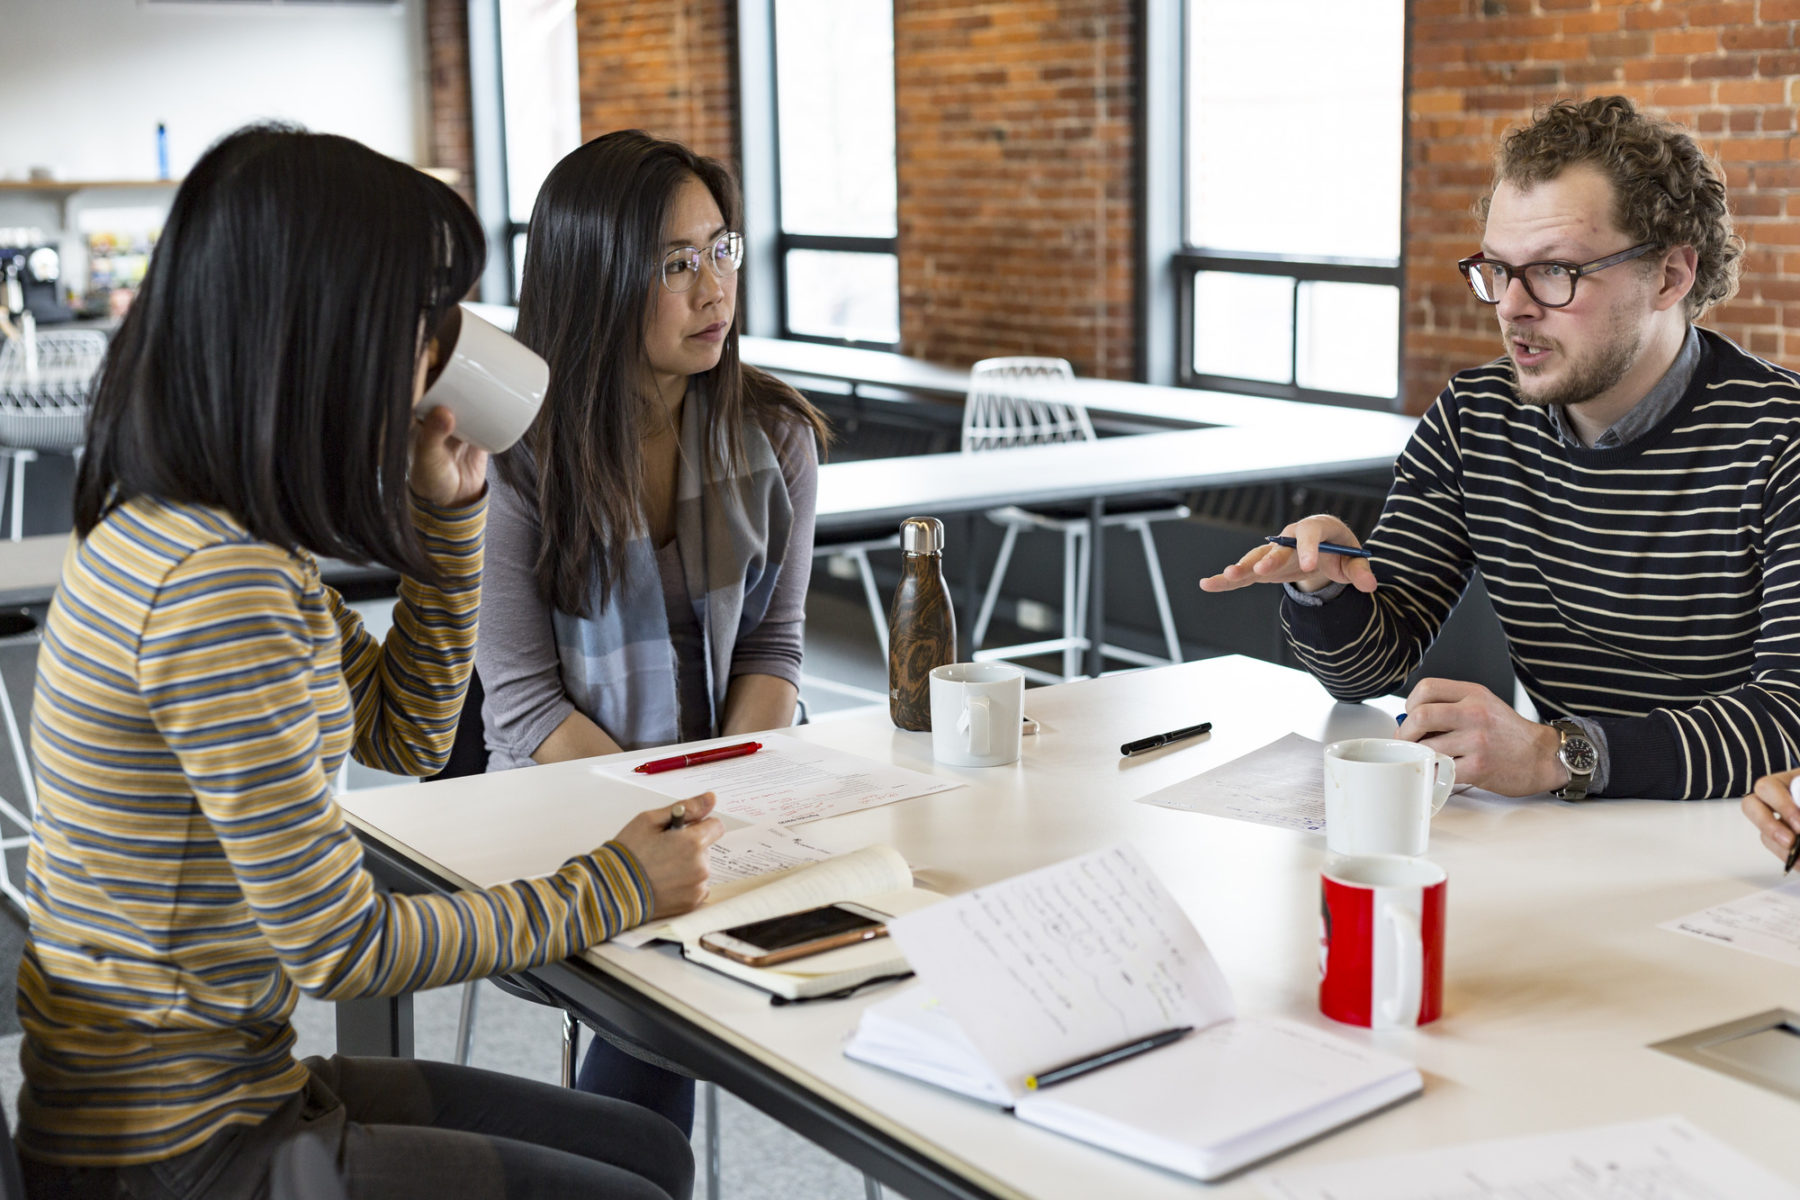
[478,130,827,1134]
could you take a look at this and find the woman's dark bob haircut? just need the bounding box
[74,123,484,579]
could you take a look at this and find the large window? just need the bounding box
[496,0,581,301]
[1179,1,1405,407]
[770,0,899,346]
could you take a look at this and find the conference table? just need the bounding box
[335,654,1800,1197]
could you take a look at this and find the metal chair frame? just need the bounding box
[0,617,39,915]
[962,357,1188,682]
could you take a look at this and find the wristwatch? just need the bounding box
[1549,718,1598,801]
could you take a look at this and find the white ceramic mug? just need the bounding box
[1322,738,1453,857]
[929,663,1025,767]
[415,304,549,454]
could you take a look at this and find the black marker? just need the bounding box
[1121,722,1212,757]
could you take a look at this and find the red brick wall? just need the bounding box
[424,0,475,211]
[895,1,1137,379]
[573,0,740,166]
[1407,0,1800,414]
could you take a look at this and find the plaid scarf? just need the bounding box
[550,383,793,750]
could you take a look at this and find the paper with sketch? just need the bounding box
[594,737,959,826]
[631,843,917,948]
[886,843,1235,1090]
[1662,878,1800,968]
[1255,1114,1800,1200]
[1134,732,1326,833]
[609,823,845,947]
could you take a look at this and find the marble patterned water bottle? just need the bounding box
[888,516,956,731]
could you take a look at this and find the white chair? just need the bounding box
[0,328,105,540]
[801,526,900,706]
[964,357,1189,683]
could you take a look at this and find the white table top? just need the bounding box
[0,533,397,610]
[0,533,68,608]
[464,304,1407,431]
[814,419,1414,531]
[338,655,1800,1196]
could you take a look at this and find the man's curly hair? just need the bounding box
[1475,95,1742,319]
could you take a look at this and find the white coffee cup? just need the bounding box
[1322,738,1453,857]
[415,304,549,454]
[929,663,1025,767]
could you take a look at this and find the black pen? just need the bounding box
[1786,825,1800,874]
[1024,1026,1192,1090]
[664,802,687,832]
[1121,722,1212,757]
[1265,535,1373,560]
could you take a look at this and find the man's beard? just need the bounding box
[1505,319,1643,411]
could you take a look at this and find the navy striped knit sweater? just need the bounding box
[1283,329,1800,800]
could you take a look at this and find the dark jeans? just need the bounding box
[575,1039,697,1139]
[21,1055,693,1200]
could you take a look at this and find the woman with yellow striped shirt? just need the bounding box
[17,125,719,1200]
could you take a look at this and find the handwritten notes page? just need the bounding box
[648,843,916,948]
[609,824,845,948]
[594,736,959,826]
[1662,878,1800,968]
[1255,1115,1800,1200]
[1135,732,1326,833]
[887,843,1235,1090]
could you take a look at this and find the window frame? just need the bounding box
[762,0,900,350]
[1165,0,1411,412]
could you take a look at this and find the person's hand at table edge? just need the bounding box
[1742,769,1800,864]
[1397,678,1567,797]
[611,791,723,919]
[1197,514,1376,595]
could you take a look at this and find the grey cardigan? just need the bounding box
[477,416,818,769]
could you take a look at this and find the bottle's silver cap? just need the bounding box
[900,516,944,555]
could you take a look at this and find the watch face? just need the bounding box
[1561,736,1599,776]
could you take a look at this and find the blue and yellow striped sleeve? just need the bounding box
[137,540,650,1001]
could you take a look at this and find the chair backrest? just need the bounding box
[960,356,1092,454]
[0,329,107,452]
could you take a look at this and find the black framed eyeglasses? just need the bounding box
[661,232,744,294]
[1456,242,1658,308]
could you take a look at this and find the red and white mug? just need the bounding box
[1320,854,1445,1029]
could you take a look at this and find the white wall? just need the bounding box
[0,0,425,182]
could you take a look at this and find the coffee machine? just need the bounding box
[0,230,73,324]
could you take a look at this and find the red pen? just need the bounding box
[633,741,763,775]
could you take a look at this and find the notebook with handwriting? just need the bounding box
[844,845,1421,1181]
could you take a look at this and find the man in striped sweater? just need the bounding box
[1203,95,1799,802]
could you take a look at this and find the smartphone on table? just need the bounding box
[698,902,890,967]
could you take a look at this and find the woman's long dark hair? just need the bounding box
[504,129,827,617]
[74,124,484,580]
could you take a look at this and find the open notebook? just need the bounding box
[844,845,1421,1181]
[627,844,940,1000]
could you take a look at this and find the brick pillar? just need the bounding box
[425,0,476,211]
[1407,0,1800,414]
[573,0,740,166]
[895,1,1137,378]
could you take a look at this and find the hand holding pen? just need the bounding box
[1742,770,1800,870]
[1197,516,1377,596]
[610,791,723,919]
